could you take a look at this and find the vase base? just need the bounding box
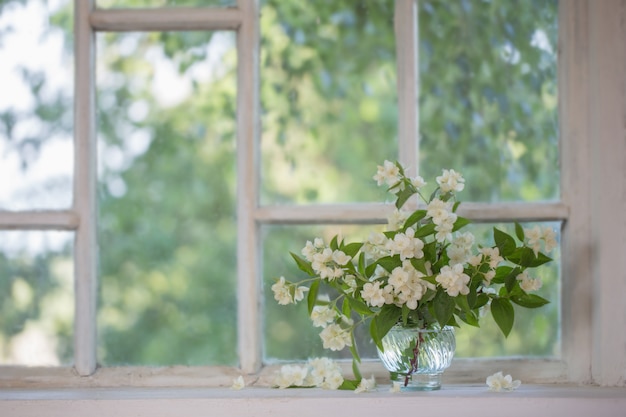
[392,373,442,391]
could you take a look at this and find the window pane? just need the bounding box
[97,0,235,8]
[0,231,74,366]
[263,221,560,361]
[419,1,558,202]
[260,0,398,205]
[453,221,561,358]
[96,31,237,366]
[263,224,383,362]
[0,0,74,210]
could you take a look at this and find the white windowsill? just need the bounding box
[1,384,625,417]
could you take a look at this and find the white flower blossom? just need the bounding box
[361,281,386,307]
[524,225,543,256]
[310,305,336,328]
[436,264,470,297]
[343,274,358,296]
[542,226,558,253]
[274,364,309,389]
[387,209,410,230]
[411,176,426,189]
[308,358,344,390]
[436,169,465,193]
[332,250,352,266]
[426,198,453,224]
[319,324,352,351]
[293,285,309,302]
[231,375,245,390]
[486,371,521,392]
[389,381,402,393]
[434,216,456,243]
[271,276,293,305]
[386,228,424,261]
[516,271,542,292]
[480,247,504,269]
[354,375,377,393]
[373,160,401,187]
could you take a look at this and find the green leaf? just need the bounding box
[474,293,490,309]
[329,235,339,251]
[351,357,362,380]
[455,294,471,314]
[515,222,525,242]
[504,267,521,292]
[370,305,402,351]
[307,280,320,315]
[357,252,366,276]
[338,379,360,390]
[395,187,415,210]
[341,242,363,259]
[492,265,515,284]
[459,310,479,327]
[403,210,427,229]
[511,293,550,308]
[414,223,436,238]
[493,228,516,257]
[349,332,361,368]
[452,216,470,232]
[433,290,455,328]
[507,247,553,267]
[346,296,373,315]
[368,256,402,274]
[452,201,461,213]
[491,298,515,337]
[290,252,316,276]
[342,297,351,318]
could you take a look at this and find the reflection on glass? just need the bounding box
[96,31,238,366]
[0,0,74,210]
[0,231,74,366]
[418,1,559,202]
[260,0,398,205]
[97,0,235,8]
[263,221,561,361]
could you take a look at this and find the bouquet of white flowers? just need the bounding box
[272,160,555,389]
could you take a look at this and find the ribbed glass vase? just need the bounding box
[377,324,455,391]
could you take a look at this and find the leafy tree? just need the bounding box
[0,0,558,366]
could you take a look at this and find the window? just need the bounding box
[1,0,624,391]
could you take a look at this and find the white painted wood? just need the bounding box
[236,0,262,374]
[588,0,626,387]
[0,358,566,389]
[1,386,625,417]
[394,0,419,175]
[73,0,98,377]
[255,202,568,224]
[89,8,242,32]
[558,0,593,384]
[0,211,79,230]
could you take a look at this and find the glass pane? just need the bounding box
[263,221,560,361]
[263,224,384,362]
[0,0,74,210]
[260,0,398,205]
[0,231,74,366]
[453,221,561,358]
[97,0,235,8]
[419,1,558,202]
[97,31,237,366]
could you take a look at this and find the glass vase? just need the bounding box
[377,324,455,391]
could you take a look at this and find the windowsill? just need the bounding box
[1,384,625,417]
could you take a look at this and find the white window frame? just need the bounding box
[0,0,625,395]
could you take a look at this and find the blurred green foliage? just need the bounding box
[0,0,558,366]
